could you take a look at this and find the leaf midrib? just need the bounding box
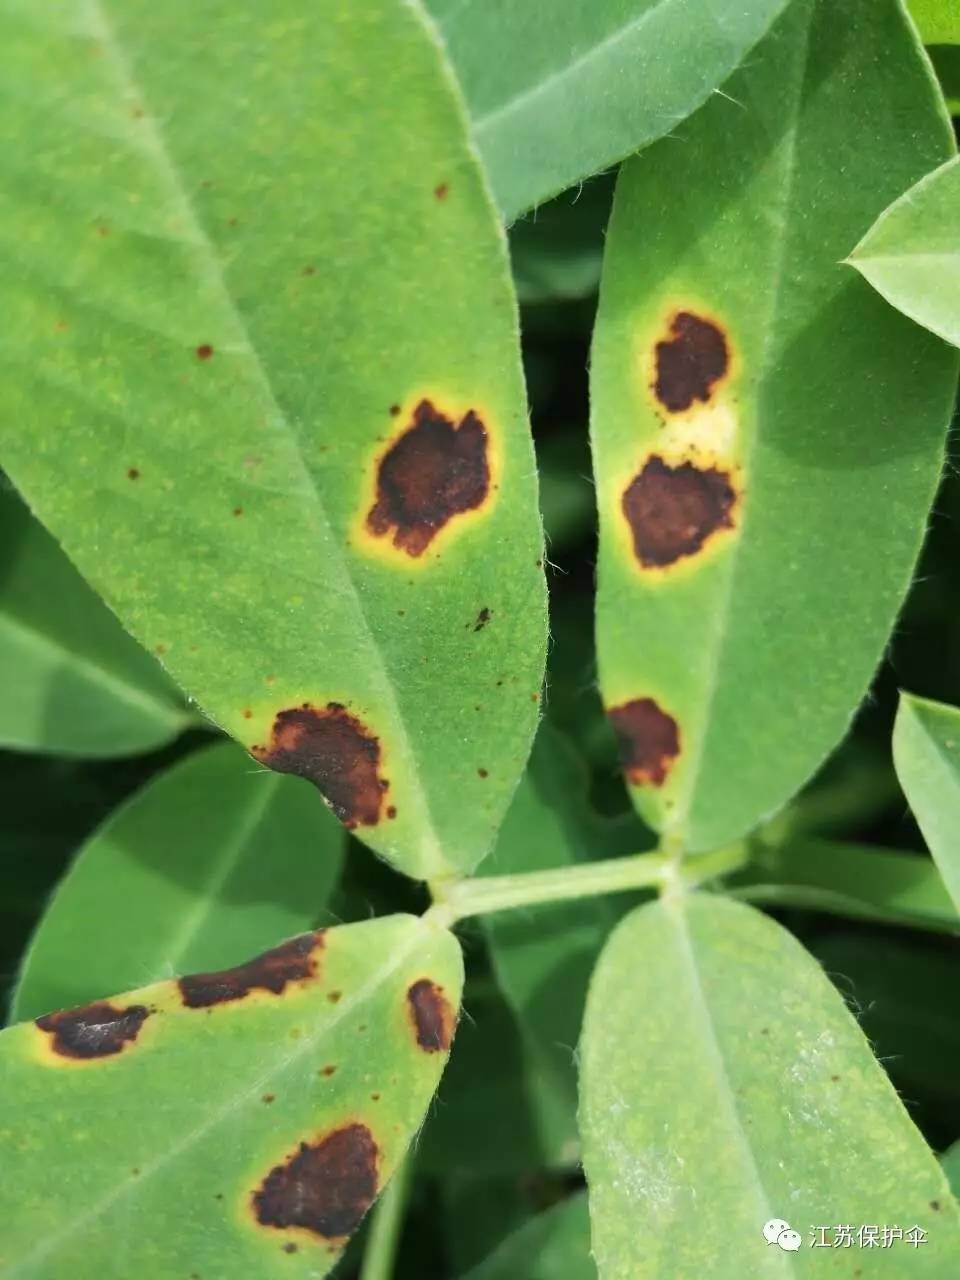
[83,0,444,875]
[0,608,186,730]
[674,0,817,840]
[665,896,797,1276]
[471,0,674,136]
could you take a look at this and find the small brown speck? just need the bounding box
[327,991,341,1004]
[371,1093,381,1102]
[196,344,214,360]
[434,182,449,200]
[477,768,488,779]
[263,1094,275,1104]
[127,468,140,480]
[321,1064,337,1077]
[233,506,244,517]
[301,266,316,277]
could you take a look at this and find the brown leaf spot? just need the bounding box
[252,1124,379,1240]
[477,767,488,779]
[36,1001,148,1060]
[434,182,449,200]
[178,932,323,1008]
[127,467,140,481]
[251,704,387,828]
[196,343,214,360]
[328,991,342,1004]
[653,311,728,412]
[321,1064,337,1077]
[407,978,454,1053]
[386,805,397,820]
[473,607,492,632]
[233,506,244,517]
[263,1094,276,1104]
[622,456,736,568]
[608,698,680,788]
[366,400,490,557]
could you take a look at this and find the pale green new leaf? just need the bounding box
[944,1142,960,1196]
[848,156,960,348]
[11,742,345,1023]
[425,0,792,221]
[893,692,960,913]
[0,915,462,1278]
[463,1193,594,1280]
[0,0,546,882]
[591,0,957,851]
[0,484,189,757]
[580,894,960,1279]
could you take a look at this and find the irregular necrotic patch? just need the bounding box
[36,1001,149,1059]
[252,704,387,828]
[608,698,680,787]
[407,978,454,1052]
[653,311,728,412]
[179,933,323,1008]
[622,455,736,568]
[253,1125,379,1239]
[366,400,490,557]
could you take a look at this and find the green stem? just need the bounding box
[359,1153,412,1280]
[430,842,747,922]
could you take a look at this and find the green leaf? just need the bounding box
[730,835,958,933]
[425,0,793,221]
[0,914,462,1278]
[847,156,960,348]
[893,692,960,913]
[0,484,190,757]
[944,1142,960,1196]
[0,0,546,881]
[463,1193,594,1280]
[909,0,960,44]
[590,0,958,852]
[580,894,960,1278]
[11,742,345,1023]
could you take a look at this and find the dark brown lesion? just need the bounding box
[178,933,324,1008]
[252,704,388,829]
[366,400,490,557]
[621,455,736,568]
[607,698,681,787]
[406,978,455,1053]
[36,1001,149,1060]
[653,311,729,413]
[252,1124,380,1240]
